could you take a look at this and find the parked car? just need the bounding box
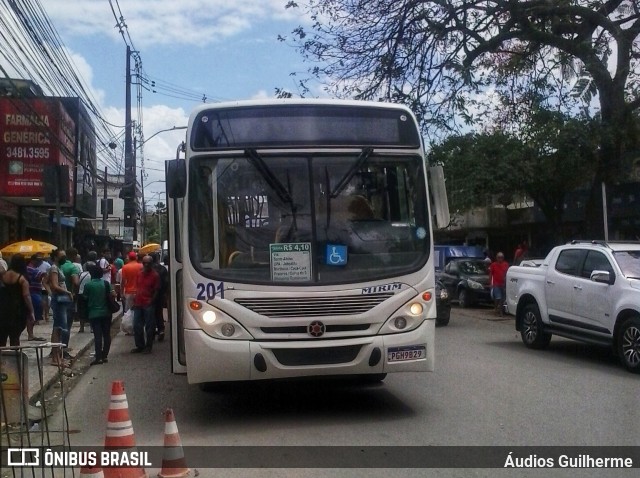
[506,240,640,373]
[437,258,491,307]
[434,244,484,271]
[435,279,451,326]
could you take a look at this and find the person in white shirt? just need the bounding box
[38,255,52,323]
[0,251,7,273]
[98,249,112,284]
[77,260,94,333]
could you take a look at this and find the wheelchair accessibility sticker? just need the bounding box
[325,244,348,266]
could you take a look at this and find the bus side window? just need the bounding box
[192,166,215,263]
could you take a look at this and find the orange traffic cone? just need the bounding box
[79,465,104,478]
[103,380,147,478]
[157,408,190,478]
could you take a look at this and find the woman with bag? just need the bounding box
[83,264,116,365]
[0,255,35,346]
[47,250,73,366]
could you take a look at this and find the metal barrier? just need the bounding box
[0,343,74,478]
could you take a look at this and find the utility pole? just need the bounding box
[141,168,146,244]
[102,166,108,232]
[55,165,62,246]
[123,45,136,243]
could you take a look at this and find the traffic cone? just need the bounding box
[79,465,104,478]
[103,380,147,478]
[157,408,190,478]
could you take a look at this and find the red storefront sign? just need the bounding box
[0,98,75,204]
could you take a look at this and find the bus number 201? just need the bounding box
[196,282,225,300]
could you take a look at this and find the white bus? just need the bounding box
[165,99,449,387]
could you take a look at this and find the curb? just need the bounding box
[28,311,123,405]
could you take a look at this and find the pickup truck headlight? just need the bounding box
[468,279,484,290]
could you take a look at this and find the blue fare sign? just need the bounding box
[325,244,348,266]
[362,283,402,294]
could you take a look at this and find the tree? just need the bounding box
[428,108,599,241]
[143,202,167,244]
[285,0,640,235]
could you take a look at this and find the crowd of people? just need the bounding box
[0,247,168,367]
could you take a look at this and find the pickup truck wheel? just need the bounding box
[521,303,551,349]
[617,317,640,373]
[458,289,471,308]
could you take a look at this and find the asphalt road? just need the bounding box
[42,306,639,477]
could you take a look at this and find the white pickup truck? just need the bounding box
[506,241,640,373]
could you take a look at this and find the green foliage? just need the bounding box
[429,108,599,226]
[285,0,640,186]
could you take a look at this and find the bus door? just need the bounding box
[166,159,187,374]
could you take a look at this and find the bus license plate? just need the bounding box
[387,346,426,362]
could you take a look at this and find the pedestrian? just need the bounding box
[83,263,114,365]
[488,252,510,316]
[25,254,47,341]
[47,249,74,365]
[0,251,7,272]
[120,251,142,312]
[483,249,492,264]
[0,254,35,347]
[114,251,124,303]
[114,251,124,271]
[60,248,80,352]
[131,255,160,354]
[77,260,94,333]
[151,252,168,341]
[513,241,528,266]
[98,249,112,284]
[38,253,52,323]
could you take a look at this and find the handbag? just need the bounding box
[104,280,121,314]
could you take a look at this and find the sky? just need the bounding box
[37,0,314,202]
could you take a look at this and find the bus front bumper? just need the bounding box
[184,319,435,384]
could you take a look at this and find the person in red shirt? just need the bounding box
[513,241,528,266]
[131,255,160,354]
[120,251,142,312]
[488,252,509,316]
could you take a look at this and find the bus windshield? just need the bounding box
[188,152,430,285]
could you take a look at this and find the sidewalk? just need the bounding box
[12,309,122,405]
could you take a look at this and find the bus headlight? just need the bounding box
[202,310,217,325]
[191,305,253,340]
[378,293,435,335]
[394,317,407,329]
[221,323,235,337]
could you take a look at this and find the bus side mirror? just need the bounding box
[166,159,186,198]
[428,165,450,229]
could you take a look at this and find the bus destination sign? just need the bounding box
[269,243,312,281]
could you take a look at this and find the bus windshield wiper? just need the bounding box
[245,149,298,236]
[330,147,373,198]
[244,149,293,205]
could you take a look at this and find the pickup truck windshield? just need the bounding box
[613,251,640,278]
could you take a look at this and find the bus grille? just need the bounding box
[261,324,370,334]
[235,293,393,318]
[271,345,362,366]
